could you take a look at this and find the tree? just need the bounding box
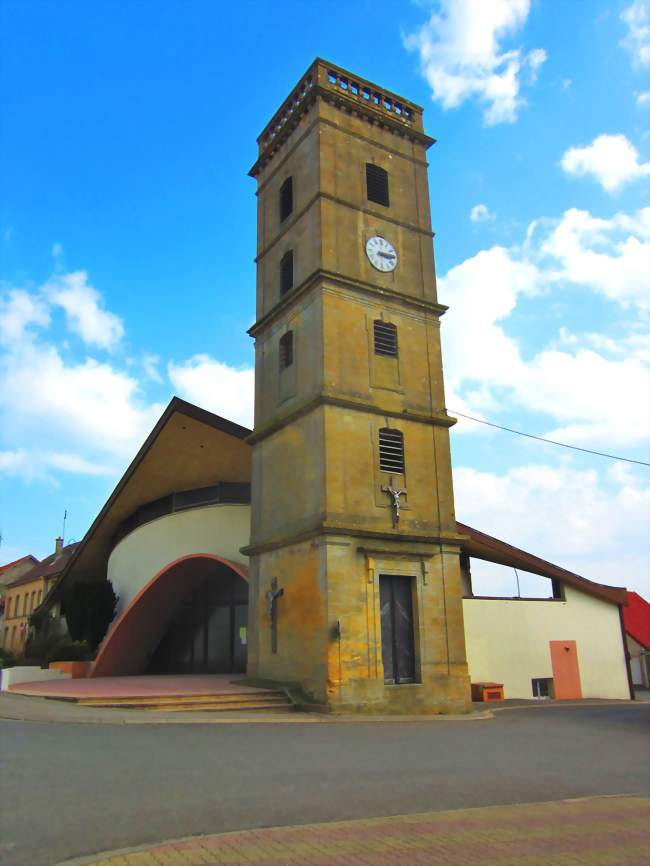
[63,581,118,651]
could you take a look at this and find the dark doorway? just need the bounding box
[379,574,416,684]
[148,569,248,674]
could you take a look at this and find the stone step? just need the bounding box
[77,690,292,711]
[141,701,295,713]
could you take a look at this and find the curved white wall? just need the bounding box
[463,586,629,700]
[107,504,251,615]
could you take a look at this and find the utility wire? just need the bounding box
[450,410,650,467]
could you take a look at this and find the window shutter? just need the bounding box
[366,163,389,207]
[379,428,404,473]
[279,177,293,222]
[280,250,294,295]
[279,331,294,370]
[373,320,398,357]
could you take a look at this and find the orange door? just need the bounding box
[549,640,582,699]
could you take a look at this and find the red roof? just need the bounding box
[623,592,650,649]
[0,555,39,577]
[6,544,79,588]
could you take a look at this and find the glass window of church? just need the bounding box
[379,428,404,473]
[280,250,293,295]
[374,320,398,356]
[279,176,293,222]
[279,331,294,370]
[366,163,389,207]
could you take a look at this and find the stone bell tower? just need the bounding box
[243,59,471,713]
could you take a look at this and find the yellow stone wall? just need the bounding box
[247,61,470,713]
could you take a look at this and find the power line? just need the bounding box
[450,410,650,467]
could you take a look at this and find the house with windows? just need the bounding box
[27,60,634,710]
[2,540,77,656]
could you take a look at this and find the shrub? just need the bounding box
[45,640,91,665]
[63,581,118,651]
[0,648,16,669]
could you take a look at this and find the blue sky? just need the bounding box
[1,0,649,596]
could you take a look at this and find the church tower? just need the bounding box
[244,60,471,713]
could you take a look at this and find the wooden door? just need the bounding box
[379,575,416,684]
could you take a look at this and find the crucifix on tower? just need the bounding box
[266,576,284,654]
[382,480,407,528]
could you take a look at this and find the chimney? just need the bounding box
[55,536,63,555]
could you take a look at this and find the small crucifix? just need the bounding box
[381,479,407,528]
[266,576,284,654]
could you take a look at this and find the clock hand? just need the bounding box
[378,251,395,260]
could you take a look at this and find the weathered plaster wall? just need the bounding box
[462,586,629,699]
[107,504,250,615]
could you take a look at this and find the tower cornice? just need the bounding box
[248,269,448,339]
[249,58,435,178]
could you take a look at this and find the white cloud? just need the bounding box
[0,273,164,480]
[455,463,650,596]
[621,0,650,67]
[0,289,50,344]
[439,206,650,448]
[470,203,496,223]
[637,90,650,104]
[168,354,254,428]
[0,449,116,480]
[560,134,650,192]
[539,207,650,308]
[1,343,163,462]
[403,0,546,125]
[44,271,124,350]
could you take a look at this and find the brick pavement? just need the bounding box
[62,795,649,866]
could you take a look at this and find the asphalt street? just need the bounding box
[1,704,649,866]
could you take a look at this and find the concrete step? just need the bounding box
[77,690,293,712]
[141,701,295,713]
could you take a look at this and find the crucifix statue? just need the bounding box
[266,576,284,654]
[381,479,407,528]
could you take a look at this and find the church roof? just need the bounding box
[457,522,627,606]
[38,397,252,611]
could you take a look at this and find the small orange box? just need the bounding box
[49,661,91,679]
[471,682,504,702]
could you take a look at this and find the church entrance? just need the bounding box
[379,575,416,684]
[148,569,248,675]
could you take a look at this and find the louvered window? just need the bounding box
[279,176,293,222]
[374,320,398,357]
[279,331,293,370]
[379,428,404,474]
[280,250,293,295]
[366,163,389,207]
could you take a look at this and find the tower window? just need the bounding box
[366,163,389,207]
[280,250,294,295]
[379,428,404,474]
[374,320,398,357]
[279,177,293,222]
[279,331,294,370]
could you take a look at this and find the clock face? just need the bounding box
[366,236,398,272]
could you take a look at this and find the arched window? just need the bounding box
[280,250,294,295]
[366,163,389,207]
[279,331,294,370]
[373,320,398,357]
[279,176,293,222]
[379,428,404,474]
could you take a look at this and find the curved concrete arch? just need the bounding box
[107,504,251,617]
[92,554,249,678]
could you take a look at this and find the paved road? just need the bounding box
[2,704,649,866]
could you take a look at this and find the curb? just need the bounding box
[51,793,646,866]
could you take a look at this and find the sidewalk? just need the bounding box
[56,795,649,866]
